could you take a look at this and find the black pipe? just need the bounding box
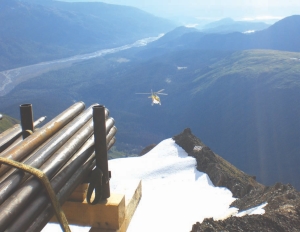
[0,117,114,230]
[93,105,110,199]
[20,104,34,139]
[0,102,85,176]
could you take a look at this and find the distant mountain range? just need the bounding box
[200,17,270,34]
[146,15,300,53]
[0,0,175,70]
[1,8,300,191]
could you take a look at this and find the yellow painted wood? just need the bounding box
[51,180,142,232]
[68,183,89,202]
[51,193,125,230]
[89,181,142,232]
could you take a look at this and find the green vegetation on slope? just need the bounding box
[0,114,19,133]
[108,146,139,159]
[192,50,300,93]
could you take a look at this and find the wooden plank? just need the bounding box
[68,183,89,202]
[89,180,142,232]
[51,193,125,230]
[51,180,142,232]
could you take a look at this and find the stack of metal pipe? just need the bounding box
[0,116,46,153]
[0,102,117,232]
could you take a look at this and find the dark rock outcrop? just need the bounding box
[139,144,156,156]
[173,128,264,198]
[173,128,300,232]
[191,183,300,232]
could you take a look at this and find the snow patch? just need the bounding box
[115,58,130,63]
[236,202,268,217]
[185,24,198,28]
[177,66,187,70]
[43,138,266,232]
[165,78,171,83]
[243,30,255,34]
[193,145,203,151]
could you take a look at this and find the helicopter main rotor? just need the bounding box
[135,89,168,95]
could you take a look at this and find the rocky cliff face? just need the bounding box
[172,128,300,232]
[173,128,264,198]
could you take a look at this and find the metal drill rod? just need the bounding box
[25,137,116,232]
[0,116,46,153]
[0,102,85,176]
[0,122,47,184]
[5,137,95,232]
[107,136,116,151]
[0,117,114,231]
[0,104,101,205]
[0,124,21,146]
[32,116,47,128]
[26,158,97,232]
[6,129,116,231]
[0,118,94,231]
[0,116,46,142]
[106,126,117,144]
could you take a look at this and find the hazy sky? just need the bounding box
[67,0,300,23]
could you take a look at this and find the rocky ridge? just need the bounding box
[172,128,300,232]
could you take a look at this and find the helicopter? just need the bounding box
[136,89,168,105]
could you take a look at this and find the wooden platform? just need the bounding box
[51,180,142,232]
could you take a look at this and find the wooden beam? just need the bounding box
[68,183,89,202]
[51,193,125,230]
[89,181,142,232]
[51,180,142,232]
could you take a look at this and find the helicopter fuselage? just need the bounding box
[149,94,161,105]
[136,89,166,105]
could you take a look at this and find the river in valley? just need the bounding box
[0,34,163,96]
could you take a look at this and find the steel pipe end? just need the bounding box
[92,105,105,110]
[20,103,32,108]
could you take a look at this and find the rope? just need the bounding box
[0,157,71,232]
[25,130,33,135]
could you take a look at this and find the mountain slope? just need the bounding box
[201,17,270,34]
[174,128,300,232]
[147,15,300,52]
[1,48,300,189]
[173,128,264,198]
[0,0,175,70]
[0,114,19,133]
